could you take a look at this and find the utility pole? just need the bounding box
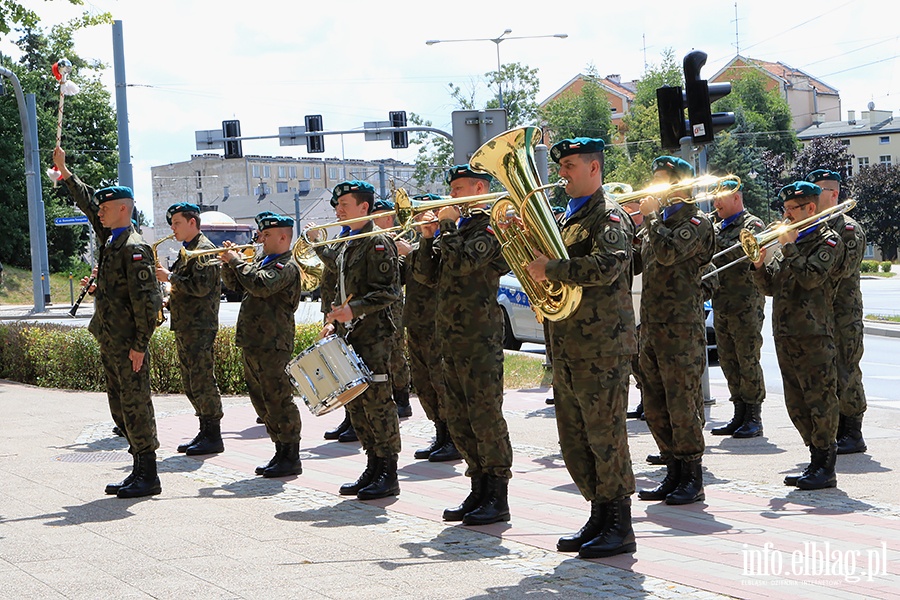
[112,21,138,228]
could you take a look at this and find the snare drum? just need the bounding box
[286,334,371,416]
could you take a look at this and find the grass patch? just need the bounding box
[0,264,94,306]
[503,351,550,390]
[865,314,900,323]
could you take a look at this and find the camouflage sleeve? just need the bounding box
[781,233,844,291]
[545,219,631,287]
[438,219,505,276]
[752,260,775,296]
[411,237,439,288]
[645,213,711,266]
[349,237,400,319]
[314,244,340,271]
[226,257,295,298]
[169,262,221,298]
[125,242,162,352]
[62,175,110,244]
[700,263,719,302]
[220,260,240,291]
[840,222,866,278]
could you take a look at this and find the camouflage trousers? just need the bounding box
[175,329,223,420]
[714,309,766,405]
[242,348,302,444]
[407,324,446,423]
[835,320,866,417]
[347,335,401,457]
[631,324,644,394]
[389,325,410,393]
[99,341,159,455]
[639,322,706,461]
[553,355,635,503]
[775,335,839,450]
[442,341,512,479]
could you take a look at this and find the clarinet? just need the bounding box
[69,275,95,317]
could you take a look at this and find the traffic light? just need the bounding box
[682,50,735,144]
[389,110,408,149]
[656,86,688,150]
[305,114,324,153]
[222,119,242,159]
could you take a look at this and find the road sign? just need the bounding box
[278,125,307,147]
[54,216,89,226]
[195,129,225,150]
[451,109,508,166]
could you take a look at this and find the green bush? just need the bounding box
[880,261,893,273]
[860,260,877,273]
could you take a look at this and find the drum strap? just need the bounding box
[371,374,389,383]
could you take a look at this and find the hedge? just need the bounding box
[0,322,321,395]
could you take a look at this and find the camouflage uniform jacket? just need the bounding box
[545,190,637,360]
[639,203,715,324]
[332,221,401,344]
[412,211,508,343]
[402,244,438,333]
[65,175,161,352]
[221,250,301,351]
[832,214,866,328]
[168,233,221,331]
[753,225,845,338]
[711,210,766,315]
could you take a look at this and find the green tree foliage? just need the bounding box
[485,62,541,128]
[850,164,900,261]
[1,0,82,35]
[705,132,773,222]
[786,136,853,191]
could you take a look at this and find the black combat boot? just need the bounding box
[263,442,302,478]
[394,387,412,419]
[414,421,448,459]
[357,454,400,500]
[646,454,665,465]
[638,459,681,501]
[185,418,225,455]
[711,400,746,436]
[579,497,637,559]
[784,447,814,486]
[338,423,358,443]
[105,454,138,495]
[116,452,161,499]
[340,453,380,496]
[324,412,352,440]
[665,459,705,505]
[836,415,867,455]
[557,500,606,552]
[443,474,486,521]
[112,425,126,437]
[462,476,510,525]
[733,403,763,439]
[797,444,837,490]
[177,418,205,453]
[256,442,283,475]
[429,436,462,462]
[626,402,643,419]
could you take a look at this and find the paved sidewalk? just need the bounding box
[1,373,897,599]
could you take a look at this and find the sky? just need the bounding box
[6,0,900,223]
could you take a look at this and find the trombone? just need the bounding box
[605,174,741,209]
[180,243,257,267]
[702,199,857,280]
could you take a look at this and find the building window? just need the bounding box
[840,139,850,146]
[880,136,890,144]
[252,165,260,178]
[328,167,339,179]
[303,166,311,178]
[197,192,203,204]
[263,165,271,178]
[314,167,322,179]
[858,157,870,169]
[880,155,892,166]
[278,166,287,178]
[276,181,288,193]
[195,170,202,189]
[289,166,297,179]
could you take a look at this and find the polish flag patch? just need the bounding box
[609,213,621,222]
[825,238,837,247]
[275,262,285,270]
[374,244,386,251]
[486,225,495,235]
[845,224,855,231]
[132,253,143,261]
[690,217,702,226]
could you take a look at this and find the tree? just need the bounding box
[786,136,854,191]
[706,131,771,222]
[851,164,900,261]
[1,0,82,35]
[486,62,541,128]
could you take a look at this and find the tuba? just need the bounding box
[469,126,582,322]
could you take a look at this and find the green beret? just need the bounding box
[373,198,395,212]
[652,156,694,179]
[93,186,134,204]
[807,169,842,184]
[445,164,493,185]
[166,202,200,225]
[721,178,743,192]
[331,180,375,207]
[779,181,821,203]
[412,193,443,202]
[255,212,294,230]
[549,138,605,163]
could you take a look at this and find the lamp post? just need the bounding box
[426,29,568,109]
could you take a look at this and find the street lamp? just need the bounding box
[426,29,568,109]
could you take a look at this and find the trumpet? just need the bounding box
[180,243,257,267]
[702,199,857,280]
[152,234,175,325]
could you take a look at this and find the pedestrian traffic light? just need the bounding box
[656,86,688,150]
[389,110,408,149]
[305,114,324,153]
[222,119,242,159]
[682,50,735,144]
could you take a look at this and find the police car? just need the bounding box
[497,272,544,350]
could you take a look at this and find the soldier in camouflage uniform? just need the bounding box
[753,181,845,490]
[709,181,767,439]
[319,181,402,500]
[156,202,224,455]
[413,165,512,526]
[525,138,637,559]
[54,147,163,499]
[372,198,413,419]
[636,156,714,506]
[221,213,303,478]
[807,169,868,455]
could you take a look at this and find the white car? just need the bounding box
[497,272,544,350]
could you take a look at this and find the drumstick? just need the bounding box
[329,294,354,325]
